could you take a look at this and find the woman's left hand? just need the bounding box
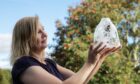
[99,46,121,60]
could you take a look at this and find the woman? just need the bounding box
[11,16,120,84]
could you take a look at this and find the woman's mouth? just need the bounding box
[42,38,47,43]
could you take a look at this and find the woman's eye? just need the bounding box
[38,30,42,33]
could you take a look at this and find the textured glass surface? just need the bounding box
[94,18,121,48]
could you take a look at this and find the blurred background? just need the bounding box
[0,0,140,84]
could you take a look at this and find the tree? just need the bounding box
[51,0,140,83]
[0,69,12,84]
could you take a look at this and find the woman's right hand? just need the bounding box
[87,42,106,64]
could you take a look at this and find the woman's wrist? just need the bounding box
[86,58,99,67]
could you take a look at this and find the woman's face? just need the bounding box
[35,22,47,51]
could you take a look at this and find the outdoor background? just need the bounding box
[0,0,140,84]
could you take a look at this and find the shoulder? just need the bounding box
[12,56,40,80]
[21,65,62,84]
[13,56,39,68]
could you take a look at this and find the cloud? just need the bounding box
[0,60,11,69]
[0,33,12,53]
[0,33,12,69]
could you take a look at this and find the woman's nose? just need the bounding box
[42,31,47,38]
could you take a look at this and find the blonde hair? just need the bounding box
[11,16,39,65]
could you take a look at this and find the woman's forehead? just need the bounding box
[38,22,44,28]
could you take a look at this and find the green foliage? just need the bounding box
[0,69,12,84]
[52,0,140,83]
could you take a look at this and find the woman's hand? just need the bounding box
[84,45,121,84]
[88,42,106,64]
[88,42,121,64]
[99,46,121,61]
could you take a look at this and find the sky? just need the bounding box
[0,0,81,69]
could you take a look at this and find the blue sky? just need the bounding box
[0,0,81,51]
[0,0,81,69]
[0,0,81,40]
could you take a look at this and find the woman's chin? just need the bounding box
[40,46,47,51]
[38,44,47,50]
[43,44,47,48]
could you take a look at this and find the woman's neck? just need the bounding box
[31,51,45,64]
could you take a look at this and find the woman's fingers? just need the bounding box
[93,42,103,51]
[99,46,121,59]
[97,45,106,53]
[111,46,121,52]
[88,42,121,60]
[99,48,111,56]
[88,43,104,60]
[89,44,93,51]
[88,43,94,56]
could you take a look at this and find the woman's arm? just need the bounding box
[83,47,121,84]
[21,60,98,84]
[21,62,98,84]
[21,43,107,84]
[57,64,75,80]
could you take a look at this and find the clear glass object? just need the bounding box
[94,18,121,48]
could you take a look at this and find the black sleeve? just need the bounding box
[12,56,39,81]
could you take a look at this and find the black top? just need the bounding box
[12,56,64,84]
